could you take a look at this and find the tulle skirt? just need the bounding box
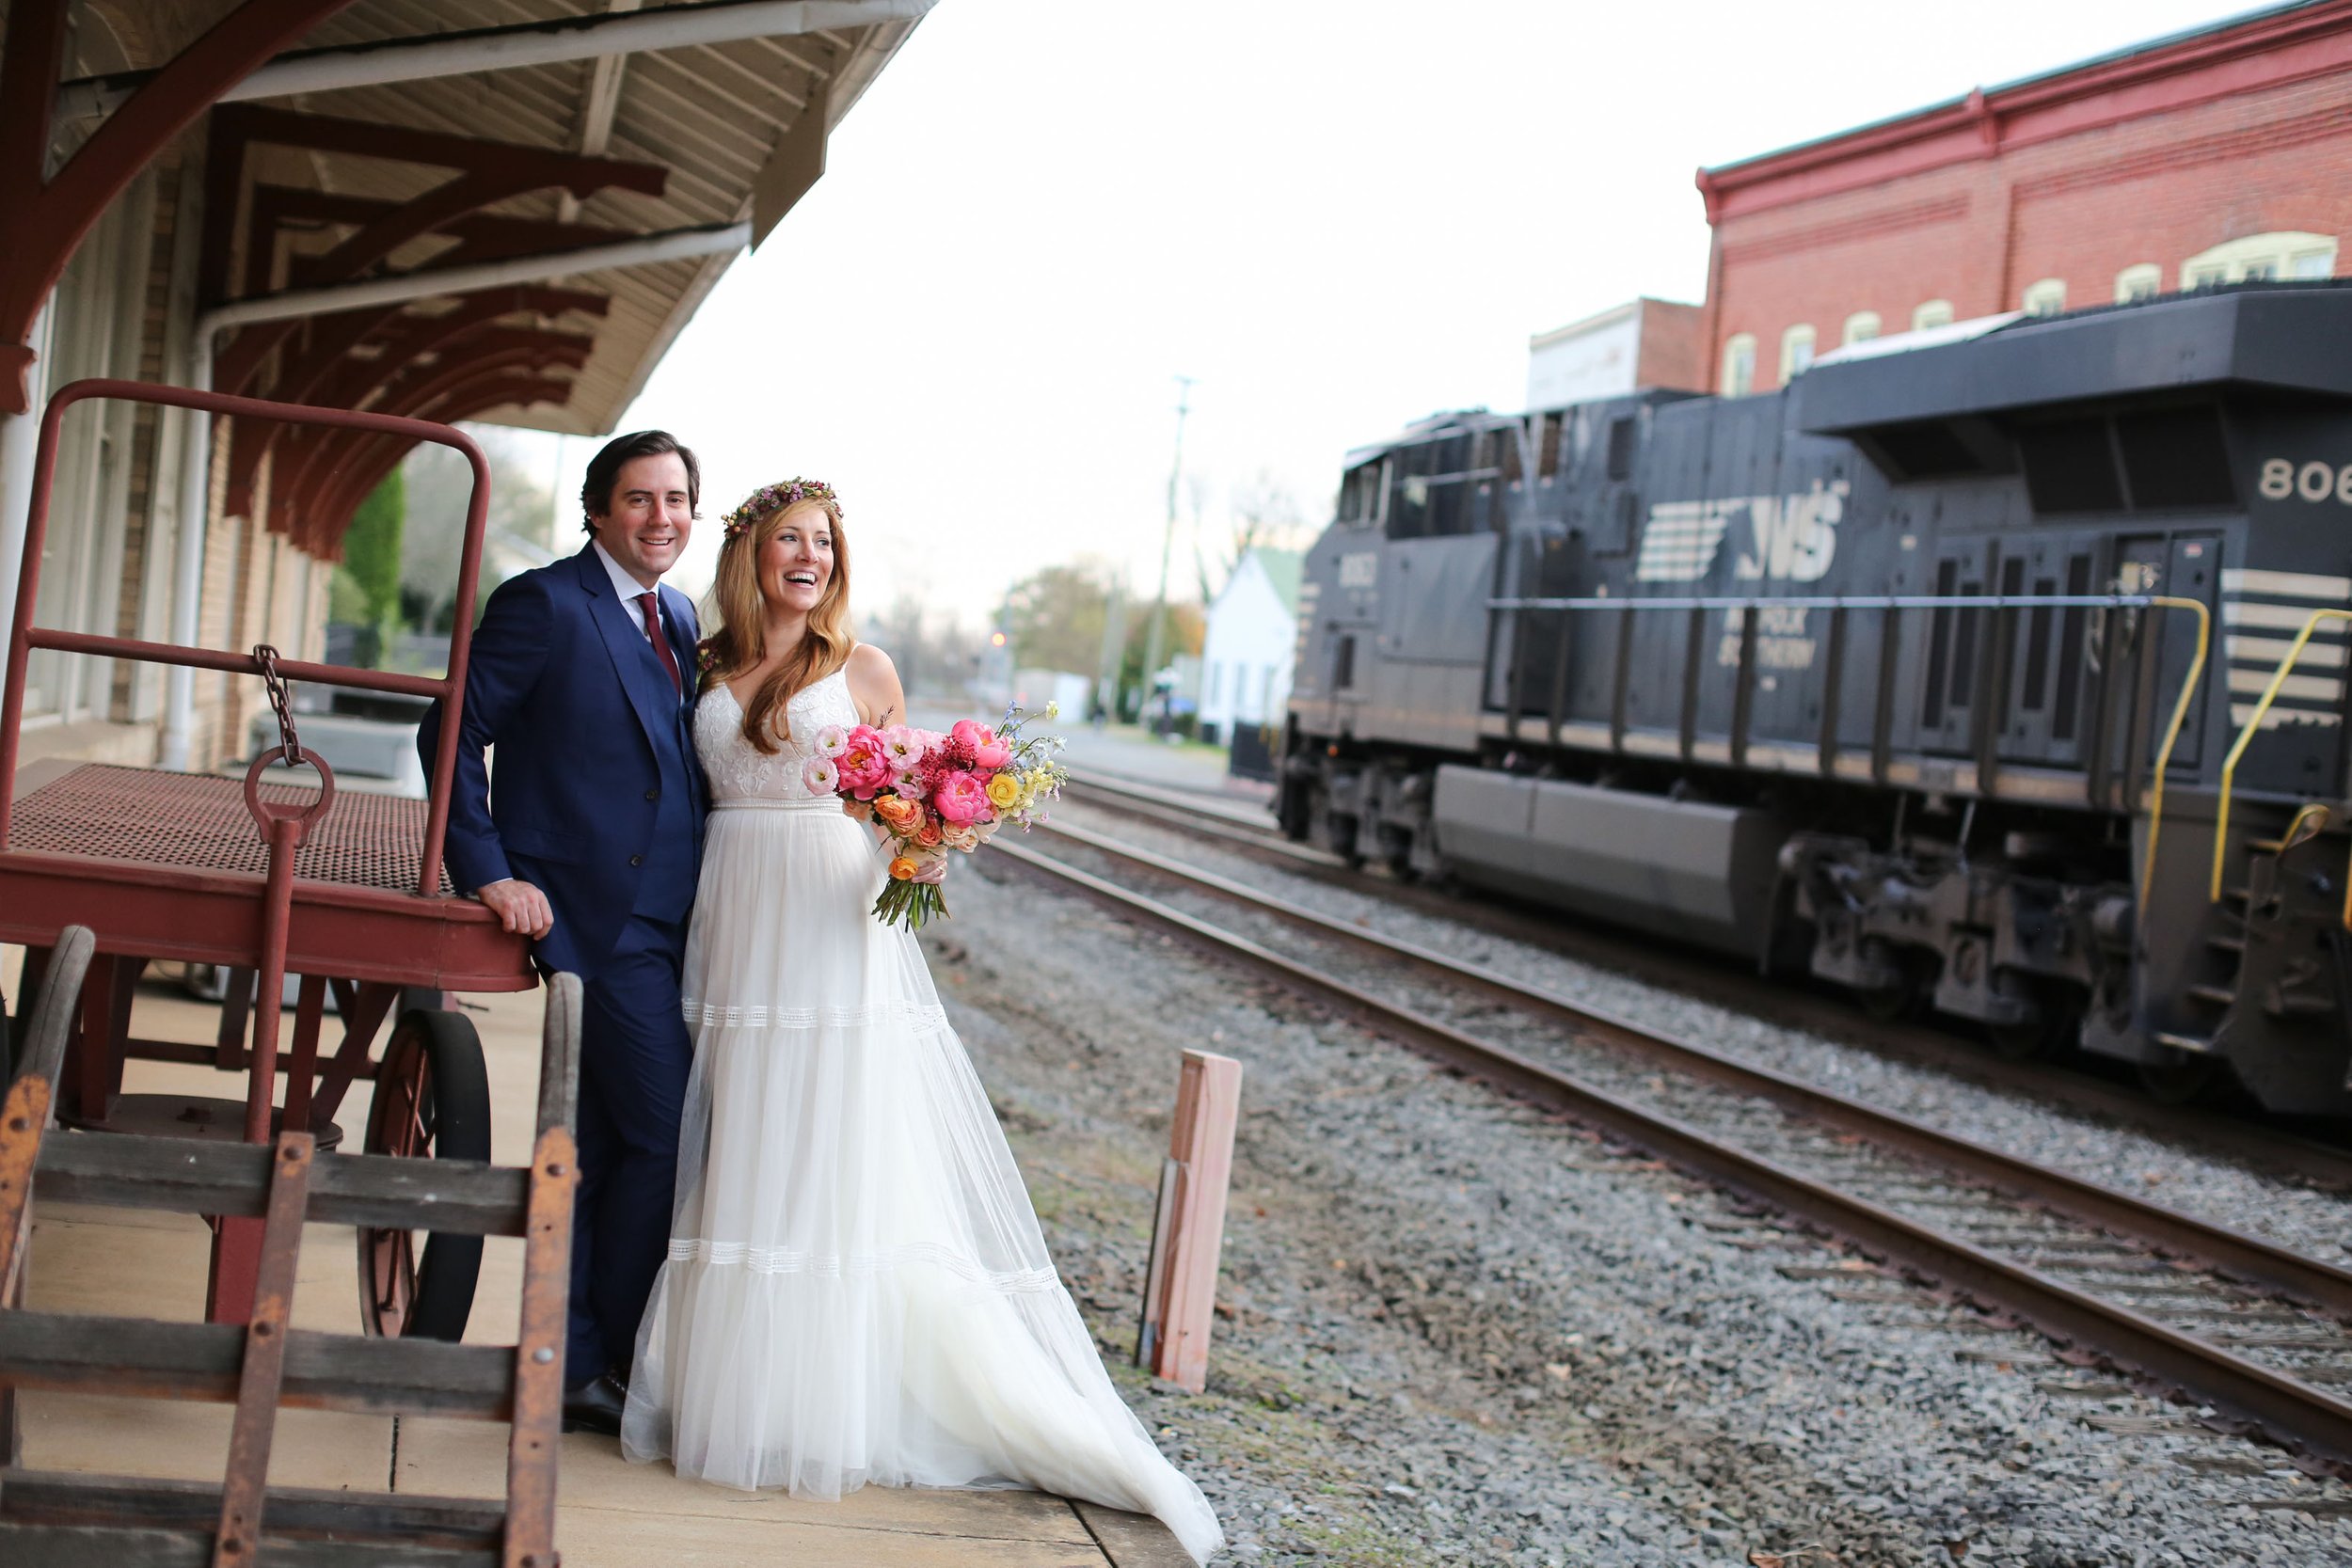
[621,796,1221,1563]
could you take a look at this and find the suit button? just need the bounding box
[644,788,660,801]
[628,854,644,867]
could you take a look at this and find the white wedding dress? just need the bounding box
[621,666,1221,1564]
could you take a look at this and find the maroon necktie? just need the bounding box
[637,591,682,696]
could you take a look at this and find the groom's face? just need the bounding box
[591,452,694,584]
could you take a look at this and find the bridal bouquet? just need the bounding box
[804,704,1069,930]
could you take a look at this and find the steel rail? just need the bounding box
[991,833,2352,1467]
[1032,815,2352,1311]
[1057,769,2352,1194]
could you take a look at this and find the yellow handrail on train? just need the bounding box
[2137,595,2212,915]
[2209,607,2352,927]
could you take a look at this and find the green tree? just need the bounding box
[331,470,405,664]
[1003,562,1113,673]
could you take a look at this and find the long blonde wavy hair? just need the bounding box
[699,494,852,753]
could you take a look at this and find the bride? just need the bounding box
[621,480,1222,1563]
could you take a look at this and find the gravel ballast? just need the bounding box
[1053,798,2352,1272]
[919,847,2352,1565]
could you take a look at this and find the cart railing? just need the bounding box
[1,378,492,898]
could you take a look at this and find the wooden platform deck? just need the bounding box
[11,971,1188,1567]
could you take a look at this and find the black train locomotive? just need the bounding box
[1276,283,2352,1113]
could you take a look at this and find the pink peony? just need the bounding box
[835,725,894,800]
[802,755,839,794]
[815,724,849,758]
[950,718,1013,770]
[931,769,994,826]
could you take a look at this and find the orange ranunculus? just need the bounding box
[888,856,918,881]
[874,795,918,827]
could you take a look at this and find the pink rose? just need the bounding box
[931,769,994,826]
[835,725,894,800]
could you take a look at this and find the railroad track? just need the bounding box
[991,816,2352,1472]
[1059,770,2352,1195]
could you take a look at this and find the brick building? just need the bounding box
[1695,0,2352,396]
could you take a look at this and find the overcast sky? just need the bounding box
[501,0,2265,629]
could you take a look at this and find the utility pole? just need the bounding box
[1141,375,1192,734]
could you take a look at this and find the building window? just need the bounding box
[1206,661,1223,706]
[1778,324,1816,381]
[2180,230,2338,288]
[1720,333,1756,397]
[2114,263,2161,304]
[1912,299,1954,331]
[2021,278,2067,317]
[1841,311,1882,346]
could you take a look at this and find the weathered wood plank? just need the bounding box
[0,1311,514,1418]
[33,1137,528,1235]
[1071,1500,1195,1568]
[216,1132,316,1562]
[0,1522,496,1566]
[1,1469,503,1544]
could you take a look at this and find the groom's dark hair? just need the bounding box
[580,429,701,531]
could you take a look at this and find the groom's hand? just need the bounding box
[476,878,554,940]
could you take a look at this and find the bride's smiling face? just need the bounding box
[758,500,834,614]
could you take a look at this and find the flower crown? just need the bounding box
[721,478,840,541]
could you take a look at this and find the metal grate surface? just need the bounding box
[7,765,452,895]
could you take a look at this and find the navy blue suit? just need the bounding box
[420,544,707,1382]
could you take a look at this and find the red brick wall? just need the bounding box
[1705,22,2352,392]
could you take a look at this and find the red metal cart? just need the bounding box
[0,376,555,1338]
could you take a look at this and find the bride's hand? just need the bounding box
[912,855,946,886]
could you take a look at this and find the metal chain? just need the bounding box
[253,643,302,765]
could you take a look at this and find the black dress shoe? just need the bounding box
[561,1370,628,1436]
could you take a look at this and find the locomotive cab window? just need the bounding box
[1605,416,1636,483]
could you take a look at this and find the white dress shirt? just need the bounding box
[591,538,667,645]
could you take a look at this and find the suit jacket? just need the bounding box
[420,544,708,980]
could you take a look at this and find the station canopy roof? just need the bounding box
[62,0,932,439]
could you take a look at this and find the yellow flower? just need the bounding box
[985,772,1023,809]
[888,856,917,881]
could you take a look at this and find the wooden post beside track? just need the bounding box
[1137,1049,1242,1394]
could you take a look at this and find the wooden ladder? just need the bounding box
[0,927,581,1568]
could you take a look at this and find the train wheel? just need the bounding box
[2136,1053,2218,1105]
[1985,973,2072,1063]
[1852,941,1916,1022]
[1324,813,1364,870]
[358,1008,492,1340]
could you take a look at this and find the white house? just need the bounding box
[1199,548,1303,750]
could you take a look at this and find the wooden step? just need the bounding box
[0,1310,516,1419]
[2209,933,2247,954]
[2186,984,2236,1006]
[2153,1031,2217,1054]
[0,1520,493,1566]
[0,1469,503,1555]
[33,1134,527,1237]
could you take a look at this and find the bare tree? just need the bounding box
[1196,467,1309,605]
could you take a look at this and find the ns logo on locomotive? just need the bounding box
[1276,282,2352,1113]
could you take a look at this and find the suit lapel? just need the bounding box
[574,546,677,752]
[660,584,700,700]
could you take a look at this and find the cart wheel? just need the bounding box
[358,1008,492,1340]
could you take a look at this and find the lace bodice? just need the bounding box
[695,667,862,803]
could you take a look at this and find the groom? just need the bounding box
[421,430,708,1435]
